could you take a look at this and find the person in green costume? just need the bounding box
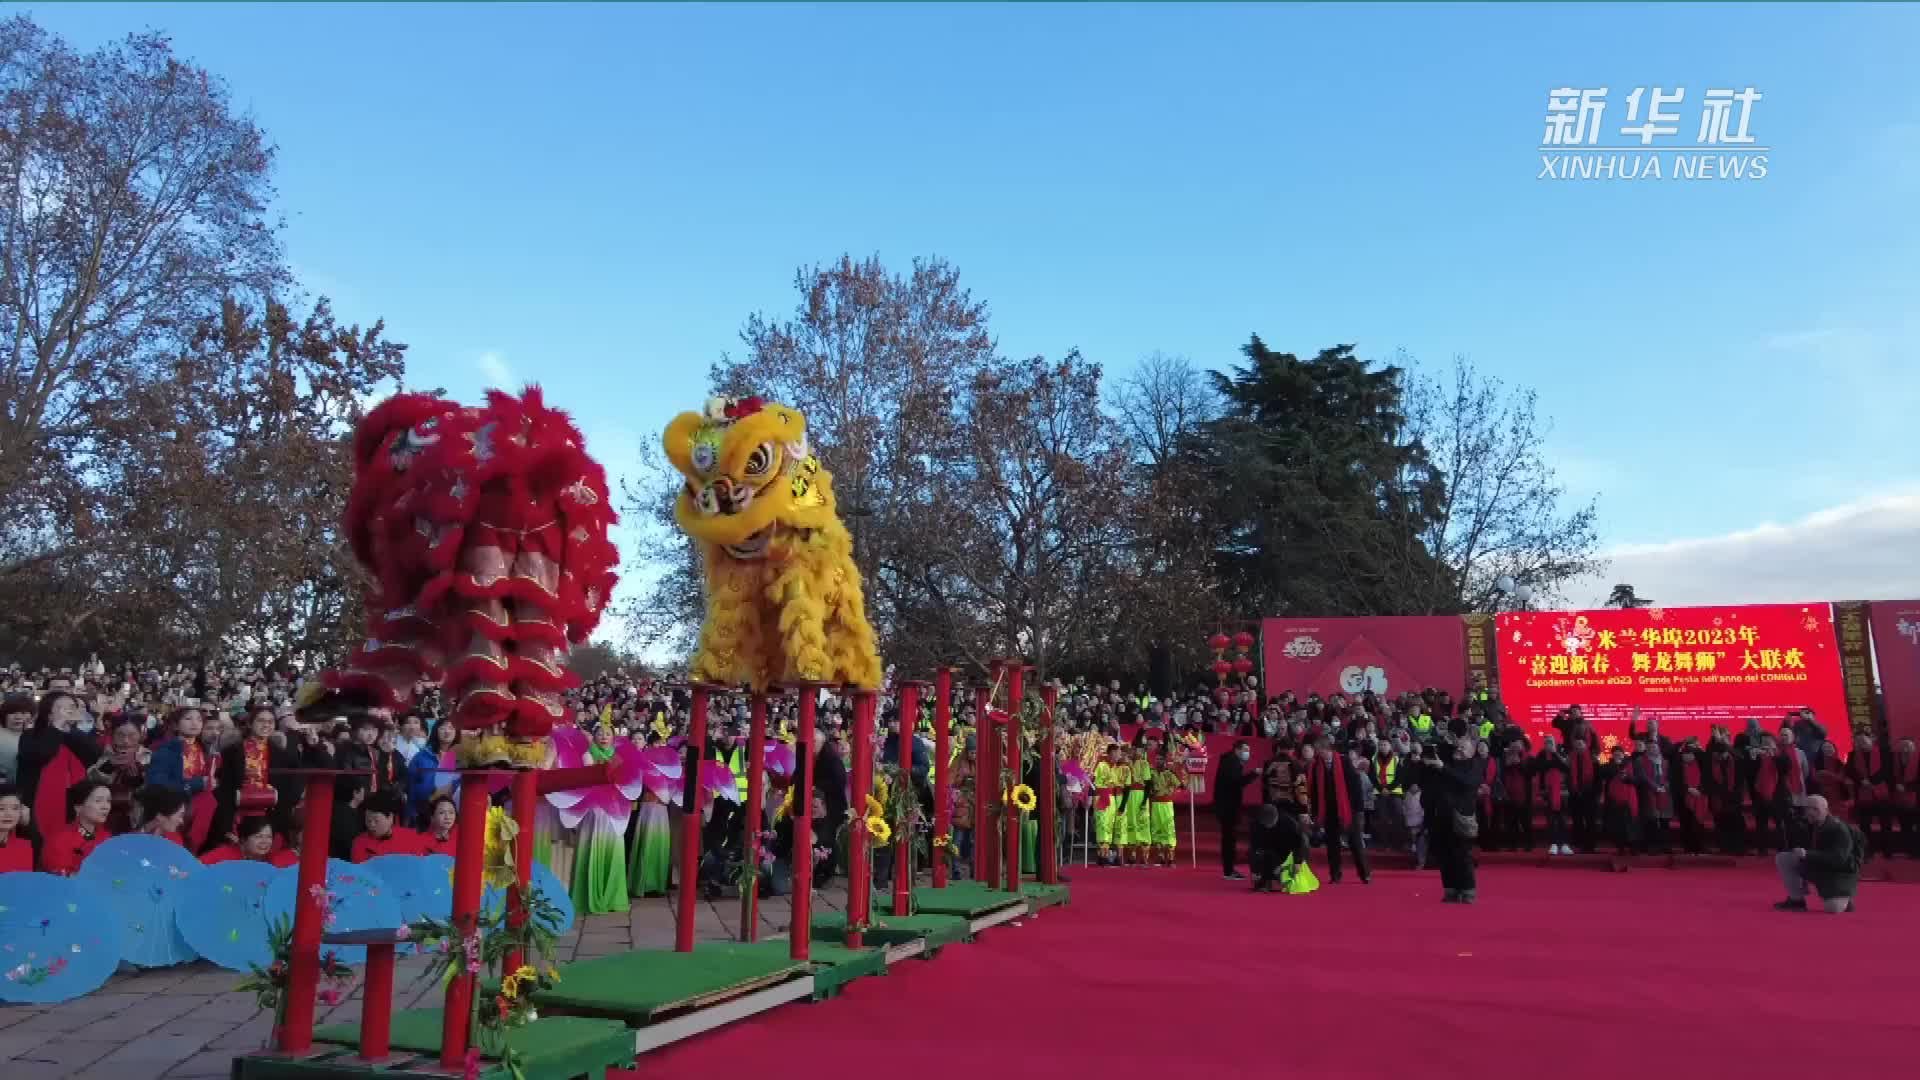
[1123,745,1152,866]
[1149,752,1181,866]
[627,759,674,900]
[568,723,631,915]
[1091,742,1124,866]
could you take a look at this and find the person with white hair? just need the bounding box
[1773,795,1864,914]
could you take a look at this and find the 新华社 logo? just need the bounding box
[1281,636,1322,660]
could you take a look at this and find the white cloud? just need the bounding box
[1566,491,1920,609]
[478,351,516,389]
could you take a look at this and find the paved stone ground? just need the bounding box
[0,883,853,1080]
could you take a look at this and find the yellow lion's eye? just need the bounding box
[745,442,776,477]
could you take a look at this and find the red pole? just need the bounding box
[505,768,537,973]
[893,682,923,915]
[742,691,768,943]
[279,773,335,1053]
[931,669,953,889]
[676,684,711,953]
[1004,663,1025,894]
[846,689,875,948]
[972,681,994,884]
[358,944,395,1062]
[441,775,492,1069]
[789,685,821,962]
[1039,683,1059,885]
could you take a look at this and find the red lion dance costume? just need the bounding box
[309,387,619,768]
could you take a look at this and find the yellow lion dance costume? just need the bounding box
[663,395,882,691]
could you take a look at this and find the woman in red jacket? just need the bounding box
[41,779,114,876]
[202,815,299,868]
[416,794,457,856]
[0,783,34,874]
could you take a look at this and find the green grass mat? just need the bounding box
[812,910,972,949]
[529,941,806,1022]
[1022,882,1071,909]
[305,1011,629,1079]
[912,881,1024,917]
[804,941,887,996]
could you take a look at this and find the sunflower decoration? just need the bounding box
[864,793,885,819]
[482,805,519,890]
[931,832,956,851]
[865,815,893,846]
[1009,784,1038,814]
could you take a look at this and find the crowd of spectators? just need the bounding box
[2,659,1911,916]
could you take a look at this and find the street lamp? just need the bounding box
[1493,576,1533,611]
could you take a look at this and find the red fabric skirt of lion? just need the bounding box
[318,387,618,766]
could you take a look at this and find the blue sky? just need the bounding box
[21,2,1920,614]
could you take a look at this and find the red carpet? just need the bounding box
[637,866,1916,1079]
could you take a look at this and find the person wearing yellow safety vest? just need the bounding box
[1091,742,1125,866]
[1373,741,1406,850]
[704,725,747,861]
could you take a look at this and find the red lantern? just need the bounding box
[1233,656,1254,675]
[1209,632,1231,654]
[1211,659,1232,679]
[1233,630,1254,652]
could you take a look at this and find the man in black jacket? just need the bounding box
[1773,795,1860,914]
[810,721,849,883]
[1213,740,1255,880]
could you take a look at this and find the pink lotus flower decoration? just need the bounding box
[763,743,797,779]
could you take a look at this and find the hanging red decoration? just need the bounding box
[1233,630,1254,652]
[1211,659,1232,679]
[1209,632,1231,654]
[1232,656,1254,675]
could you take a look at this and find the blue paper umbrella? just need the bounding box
[265,859,403,965]
[361,854,457,954]
[0,872,126,1004]
[482,859,575,936]
[75,834,204,967]
[177,860,290,972]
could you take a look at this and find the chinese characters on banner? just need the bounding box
[1462,614,1495,692]
[1868,600,1920,746]
[1831,602,1878,737]
[1538,85,1768,182]
[1494,604,1847,742]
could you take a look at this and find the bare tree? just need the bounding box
[0,17,285,582]
[1399,353,1603,612]
[1109,351,1218,468]
[624,254,995,666]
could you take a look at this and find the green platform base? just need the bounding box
[292,1011,629,1080]
[812,910,972,951]
[911,881,1023,918]
[1022,882,1071,909]
[529,941,807,1025]
[803,941,888,998]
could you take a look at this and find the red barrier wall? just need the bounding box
[1871,600,1920,746]
[1262,616,1466,701]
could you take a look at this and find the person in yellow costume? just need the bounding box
[1149,751,1182,867]
[1091,742,1125,866]
[1122,744,1153,866]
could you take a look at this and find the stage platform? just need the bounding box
[812,909,974,953]
[290,1011,630,1080]
[912,881,1024,917]
[1022,882,1071,909]
[529,941,810,1024]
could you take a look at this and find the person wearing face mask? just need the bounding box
[1411,739,1479,903]
[1212,740,1256,879]
[1309,741,1370,884]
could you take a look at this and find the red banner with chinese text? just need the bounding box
[1261,616,1466,701]
[1870,600,1920,747]
[1494,604,1847,743]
